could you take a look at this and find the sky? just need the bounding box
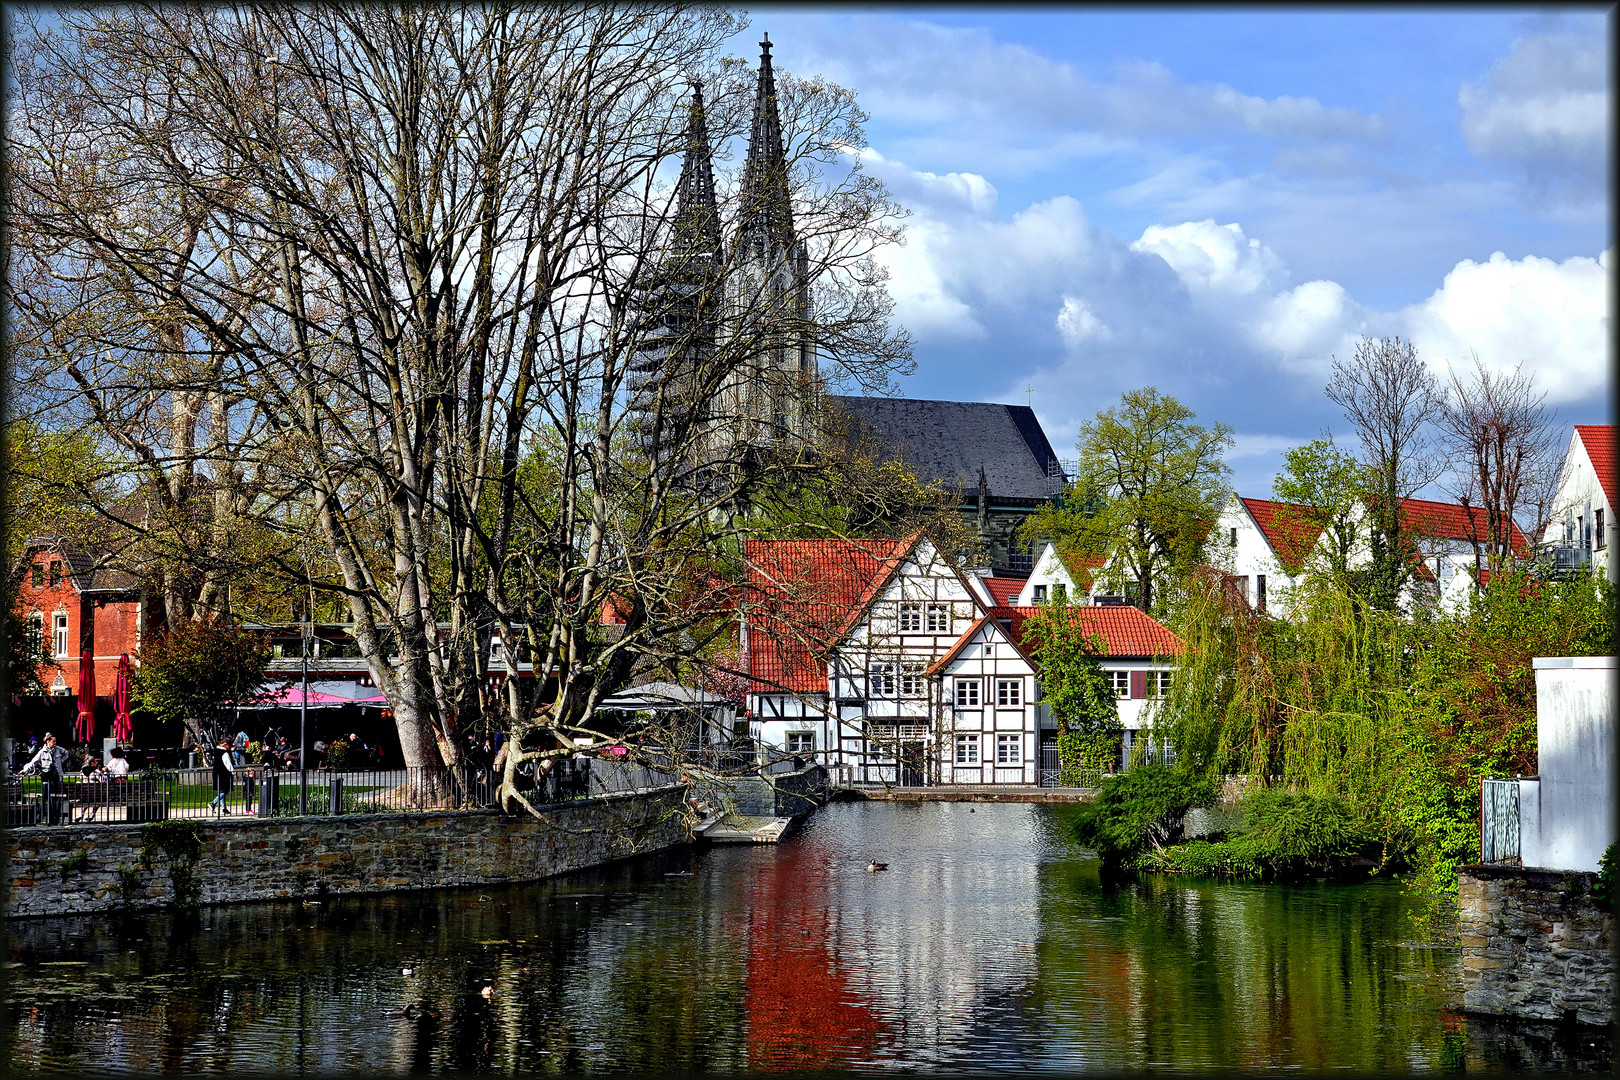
[729,6,1613,497]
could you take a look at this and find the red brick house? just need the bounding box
[12,539,146,701]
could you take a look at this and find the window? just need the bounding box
[1599,509,1607,550]
[899,662,926,698]
[26,613,44,656]
[870,664,895,698]
[1578,515,1587,549]
[1052,583,1067,601]
[1032,584,1047,602]
[1256,574,1267,611]
[954,678,980,708]
[997,734,1021,764]
[925,602,951,632]
[1145,671,1172,698]
[955,734,979,764]
[996,679,1022,707]
[53,613,70,658]
[898,603,922,632]
[786,732,815,755]
[1108,670,1130,698]
[48,561,62,587]
[1229,527,1238,548]
[30,563,43,588]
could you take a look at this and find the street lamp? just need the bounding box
[299,618,311,815]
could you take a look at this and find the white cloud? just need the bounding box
[1130,219,1286,297]
[1398,248,1613,405]
[1459,31,1610,201]
[1254,280,1368,377]
[1055,296,1111,344]
[1229,433,1301,460]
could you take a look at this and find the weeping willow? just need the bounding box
[1159,567,1413,832]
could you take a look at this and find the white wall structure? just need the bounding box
[928,614,1039,784]
[1015,543,1095,606]
[1520,656,1615,873]
[1210,495,1311,616]
[1546,425,1616,584]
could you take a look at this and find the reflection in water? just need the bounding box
[6,802,1611,1073]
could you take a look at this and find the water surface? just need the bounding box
[7,801,1610,1072]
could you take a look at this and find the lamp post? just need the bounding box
[299,620,310,815]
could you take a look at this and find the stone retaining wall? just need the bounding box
[4,785,690,919]
[1457,863,1613,1026]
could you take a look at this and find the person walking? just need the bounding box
[20,733,72,824]
[208,738,236,815]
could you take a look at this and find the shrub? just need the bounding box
[1595,842,1617,910]
[1239,787,1375,876]
[1072,764,1216,869]
[324,738,350,770]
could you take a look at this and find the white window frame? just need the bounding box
[53,612,70,659]
[898,603,922,632]
[955,734,979,764]
[954,677,980,708]
[996,679,1022,707]
[925,602,951,632]
[1108,670,1129,698]
[1146,670,1171,698]
[996,734,1021,764]
[870,663,896,698]
[899,662,927,698]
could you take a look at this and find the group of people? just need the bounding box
[14,734,131,786]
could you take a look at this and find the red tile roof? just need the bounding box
[996,605,1184,658]
[1055,551,1106,593]
[1575,425,1617,509]
[743,538,911,694]
[1239,498,1323,572]
[980,576,1024,606]
[1398,498,1529,553]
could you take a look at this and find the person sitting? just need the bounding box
[105,747,130,778]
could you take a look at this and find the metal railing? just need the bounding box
[6,759,681,827]
[1480,778,1521,865]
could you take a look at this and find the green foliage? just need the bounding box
[1136,788,1380,880]
[1021,601,1123,777]
[130,621,280,744]
[1594,843,1617,910]
[1024,387,1233,615]
[1072,764,1216,867]
[139,819,205,912]
[324,738,350,770]
[1271,436,1364,578]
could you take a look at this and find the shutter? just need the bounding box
[1128,671,1145,699]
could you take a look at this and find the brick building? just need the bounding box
[11,539,145,705]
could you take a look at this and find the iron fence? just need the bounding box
[6,758,681,827]
[1480,778,1521,865]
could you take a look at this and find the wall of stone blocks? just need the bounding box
[4,785,691,919]
[1457,864,1613,1026]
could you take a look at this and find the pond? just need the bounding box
[6,801,1610,1073]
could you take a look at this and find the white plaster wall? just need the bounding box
[1530,656,1615,872]
[1213,497,1298,615]
[1549,430,1614,580]
[1016,544,1080,605]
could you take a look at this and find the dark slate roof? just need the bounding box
[829,396,1066,499]
[23,538,142,593]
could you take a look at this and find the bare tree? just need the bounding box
[1325,337,1442,612]
[1437,357,1560,574]
[9,6,912,801]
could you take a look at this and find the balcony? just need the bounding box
[1547,545,1590,571]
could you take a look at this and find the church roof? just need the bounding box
[828,396,1066,499]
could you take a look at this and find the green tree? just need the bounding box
[129,621,282,748]
[1026,388,1232,615]
[1073,764,1216,870]
[1020,600,1122,777]
[1272,436,1365,581]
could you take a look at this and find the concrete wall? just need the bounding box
[5,785,690,919]
[1457,864,1613,1026]
[1530,656,1615,872]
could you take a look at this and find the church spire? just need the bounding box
[738,32,796,261]
[672,81,722,263]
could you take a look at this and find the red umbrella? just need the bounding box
[75,648,96,745]
[112,654,133,743]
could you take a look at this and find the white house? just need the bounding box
[1546,424,1616,583]
[1210,496,1317,615]
[927,612,1040,784]
[1014,543,1106,606]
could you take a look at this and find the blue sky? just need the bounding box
[727,6,1613,496]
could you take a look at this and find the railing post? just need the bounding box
[327,775,343,815]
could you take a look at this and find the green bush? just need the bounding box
[1134,788,1380,880]
[1072,764,1216,869]
[324,738,349,770]
[1595,842,1617,910]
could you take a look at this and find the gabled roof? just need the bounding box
[927,613,1031,676]
[980,576,1024,606]
[1238,497,1323,572]
[1398,498,1529,553]
[1574,424,1617,509]
[997,605,1185,658]
[19,538,141,594]
[828,396,1065,499]
[743,537,912,693]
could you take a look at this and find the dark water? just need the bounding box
[6,802,1611,1073]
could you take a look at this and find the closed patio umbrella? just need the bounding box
[112,654,133,743]
[75,649,96,745]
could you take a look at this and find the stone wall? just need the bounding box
[5,785,690,919]
[1457,863,1613,1026]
